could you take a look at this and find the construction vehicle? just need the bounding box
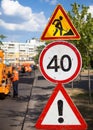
[0,50,12,99]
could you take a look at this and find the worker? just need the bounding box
[12,67,19,98]
[7,71,12,84]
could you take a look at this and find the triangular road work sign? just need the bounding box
[41,4,80,40]
[35,84,87,130]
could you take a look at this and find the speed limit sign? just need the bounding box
[39,41,82,84]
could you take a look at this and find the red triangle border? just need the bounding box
[35,84,87,130]
[41,4,81,41]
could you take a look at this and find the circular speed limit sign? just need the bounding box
[39,41,82,84]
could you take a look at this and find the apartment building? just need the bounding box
[1,39,45,65]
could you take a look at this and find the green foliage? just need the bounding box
[0,34,6,49]
[34,41,53,64]
[68,3,93,68]
[34,3,93,68]
[45,40,53,45]
[34,45,45,64]
[0,34,6,40]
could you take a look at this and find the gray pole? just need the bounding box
[88,66,92,104]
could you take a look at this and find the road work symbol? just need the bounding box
[52,16,74,36]
[52,16,63,36]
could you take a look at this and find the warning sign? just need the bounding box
[35,84,87,130]
[41,4,80,40]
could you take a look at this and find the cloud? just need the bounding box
[41,0,58,5]
[50,0,58,5]
[0,0,47,31]
[1,0,32,20]
[88,5,93,17]
[0,12,2,15]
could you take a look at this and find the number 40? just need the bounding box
[47,55,72,72]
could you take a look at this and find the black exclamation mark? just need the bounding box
[57,100,64,123]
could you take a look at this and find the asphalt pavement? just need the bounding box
[23,69,55,130]
[0,70,35,130]
[0,69,93,130]
[0,69,55,130]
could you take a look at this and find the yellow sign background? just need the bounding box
[45,10,73,37]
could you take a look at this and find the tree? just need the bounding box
[68,3,93,68]
[34,3,93,67]
[0,34,6,45]
[34,45,45,64]
[34,41,52,64]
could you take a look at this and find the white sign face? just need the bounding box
[39,41,82,84]
[42,91,80,125]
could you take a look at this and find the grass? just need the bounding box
[66,87,93,130]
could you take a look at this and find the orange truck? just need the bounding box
[0,50,12,99]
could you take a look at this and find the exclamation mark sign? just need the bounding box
[57,100,64,123]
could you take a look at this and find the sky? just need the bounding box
[0,0,93,42]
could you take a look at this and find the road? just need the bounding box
[0,69,93,130]
[0,71,35,130]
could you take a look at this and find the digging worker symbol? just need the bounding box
[52,16,63,36]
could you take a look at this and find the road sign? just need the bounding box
[41,4,80,40]
[39,41,82,84]
[35,84,87,130]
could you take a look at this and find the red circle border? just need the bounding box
[39,41,82,84]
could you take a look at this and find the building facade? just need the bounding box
[1,39,45,65]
